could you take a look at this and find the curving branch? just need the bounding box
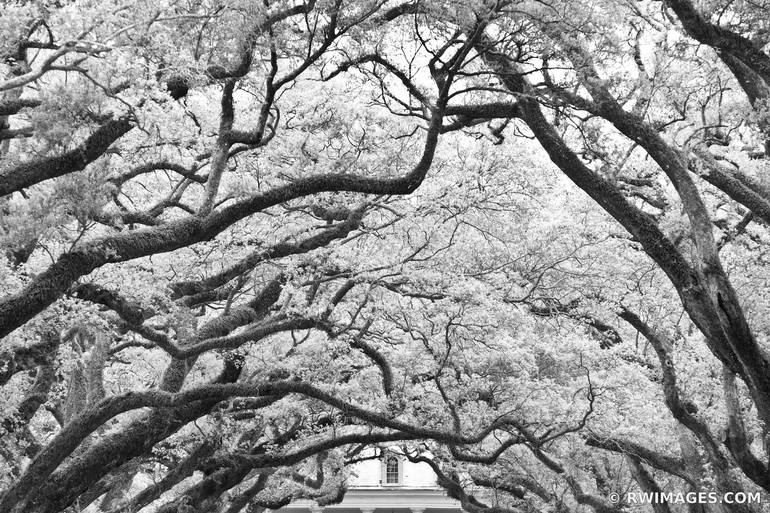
[618,308,769,493]
[0,100,445,340]
[471,474,549,502]
[721,365,769,489]
[488,28,770,428]
[405,453,519,513]
[103,441,219,513]
[69,282,155,326]
[348,320,394,396]
[0,43,109,93]
[171,207,367,299]
[689,145,770,225]
[10,356,248,513]
[3,375,511,513]
[584,434,693,485]
[626,455,672,513]
[665,0,770,87]
[1,365,55,453]
[0,117,133,198]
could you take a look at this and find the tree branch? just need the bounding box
[0,117,133,198]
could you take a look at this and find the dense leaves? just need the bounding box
[2,1,770,512]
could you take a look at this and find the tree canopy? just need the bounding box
[2,0,770,512]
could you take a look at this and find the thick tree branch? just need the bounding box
[0,98,42,116]
[0,102,444,340]
[584,434,693,484]
[0,330,59,386]
[618,308,767,493]
[689,146,770,225]
[69,283,155,326]
[665,0,770,87]
[104,441,218,513]
[626,456,672,513]
[14,357,248,513]
[2,374,515,513]
[0,117,133,198]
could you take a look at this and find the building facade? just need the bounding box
[280,452,464,513]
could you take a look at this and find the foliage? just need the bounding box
[2,1,770,512]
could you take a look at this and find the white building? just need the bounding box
[281,451,464,513]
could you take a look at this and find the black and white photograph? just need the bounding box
[2,1,770,511]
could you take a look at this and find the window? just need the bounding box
[384,455,400,485]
